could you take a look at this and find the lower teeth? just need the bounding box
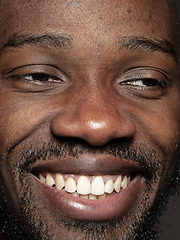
[57,186,113,199]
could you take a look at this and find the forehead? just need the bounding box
[0,0,178,53]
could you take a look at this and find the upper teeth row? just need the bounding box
[39,173,131,198]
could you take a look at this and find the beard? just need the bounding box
[0,138,179,240]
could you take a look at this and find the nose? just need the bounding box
[50,87,136,146]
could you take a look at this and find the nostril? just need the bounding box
[50,97,136,147]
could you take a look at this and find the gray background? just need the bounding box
[159,1,180,239]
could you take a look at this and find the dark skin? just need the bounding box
[0,0,180,239]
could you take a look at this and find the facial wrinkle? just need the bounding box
[17,167,164,240]
[1,155,179,240]
[0,138,166,240]
[0,140,166,240]
[17,174,152,240]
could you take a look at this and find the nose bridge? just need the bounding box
[50,81,136,146]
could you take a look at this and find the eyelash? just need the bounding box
[122,78,166,88]
[12,72,64,83]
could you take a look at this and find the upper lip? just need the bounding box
[31,154,143,175]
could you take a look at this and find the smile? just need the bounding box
[34,172,143,221]
[38,173,131,199]
[32,155,144,221]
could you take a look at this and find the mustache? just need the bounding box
[10,138,165,181]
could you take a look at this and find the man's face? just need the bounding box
[0,0,179,239]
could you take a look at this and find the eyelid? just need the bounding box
[121,78,166,89]
[113,67,170,99]
[117,67,169,85]
[3,64,68,83]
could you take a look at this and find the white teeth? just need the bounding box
[121,176,128,189]
[42,173,131,199]
[91,176,105,195]
[107,192,114,198]
[77,176,91,195]
[98,193,107,199]
[39,174,46,183]
[114,175,122,193]
[80,194,89,199]
[65,177,76,193]
[55,173,65,190]
[46,173,55,186]
[105,179,114,194]
[89,194,98,200]
[72,192,79,197]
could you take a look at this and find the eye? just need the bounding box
[123,78,165,88]
[115,67,170,99]
[21,73,62,83]
[2,64,70,93]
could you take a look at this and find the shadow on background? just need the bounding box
[159,1,180,240]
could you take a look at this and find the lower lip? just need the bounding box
[36,175,143,221]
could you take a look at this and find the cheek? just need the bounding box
[135,101,180,182]
[132,94,180,149]
[0,95,51,154]
[144,108,180,149]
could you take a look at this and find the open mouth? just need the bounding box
[34,171,142,221]
[32,157,143,221]
[37,172,132,200]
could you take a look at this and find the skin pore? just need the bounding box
[0,0,180,239]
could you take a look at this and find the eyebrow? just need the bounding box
[2,33,177,62]
[117,36,177,60]
[2,33,74,50]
